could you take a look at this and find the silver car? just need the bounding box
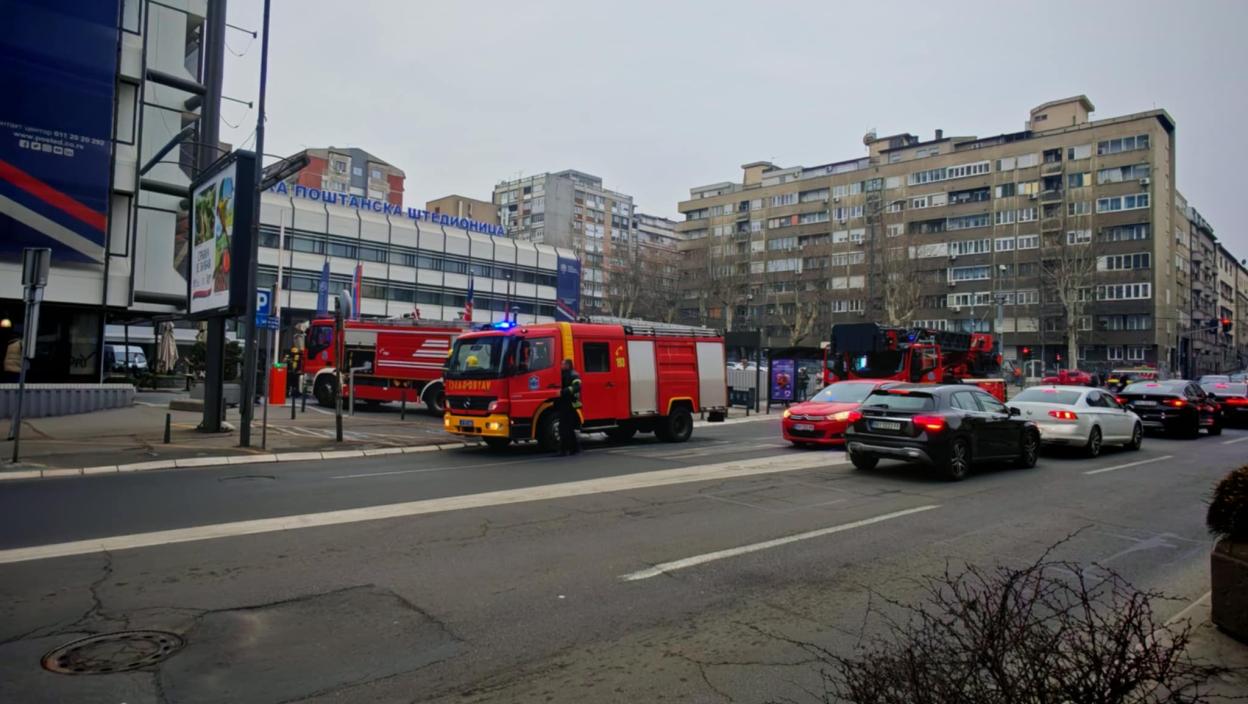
[1007,385,1142,457]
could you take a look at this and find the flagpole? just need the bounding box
[271,221,285,368]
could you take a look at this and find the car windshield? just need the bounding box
[445,336,508,378]
[861,390,935,411]
[1012,388,1081,405]
[848,351,905,378]
[1121,381,1182,395]
[1203,382,1247,396]
[809,383,876,404]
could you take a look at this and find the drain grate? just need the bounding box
[42,630,184,675]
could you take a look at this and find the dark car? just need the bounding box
[844,384,1040,481]
[1202,381,1248,426]
[1117,380,1222,437]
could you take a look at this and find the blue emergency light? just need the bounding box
[491,321,514,330]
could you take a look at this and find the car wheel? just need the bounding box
[850,451,878,471]
[483,437,510,451]
[1017,430,1039,468]
[943,438,970,481]
[1208,418,1222,436]
[314,376,337,408]
[423,383,446,414]
[1084,426,1102,458]
[1126,423,1143,451]
[1185,413,1202,439]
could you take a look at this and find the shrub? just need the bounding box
[784,557,1224,704]
[1207,465,1248,542]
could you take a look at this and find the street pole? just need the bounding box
[238,0,271,447]
[9,248,50,462]
[197,0,227,434]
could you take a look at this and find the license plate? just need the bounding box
[871,420,902,431]
[793,423,814,431]
[458,419,474,428]
[1131,400,1155,406]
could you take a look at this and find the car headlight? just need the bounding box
[783,409,792,419]
[829,411,853,421]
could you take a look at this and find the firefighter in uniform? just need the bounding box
[557,358,582,456]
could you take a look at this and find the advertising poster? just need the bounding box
[555,256,581,321]
[189,162,237,314]
[0,0,121,264]
[770,358,795,402]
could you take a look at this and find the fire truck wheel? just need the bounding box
[314,376,337,408]
[604,425,637,442]
[657,407,693,443]
[536,411,560,453]
[484,437,511,451]
[423,384,446,414]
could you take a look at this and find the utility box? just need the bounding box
[269,365,287,405]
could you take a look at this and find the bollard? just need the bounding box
[349,370,355,417]
[301,380,307,412]
[164,413,172,444]
[336,409,343,442]
[290,381,297,420]
[400,387,407,420]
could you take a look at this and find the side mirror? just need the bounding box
[1009,406,1021,416]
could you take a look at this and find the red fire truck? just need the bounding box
[303,317,471,413]
[442,318,729,450]
[825,323,1007,401]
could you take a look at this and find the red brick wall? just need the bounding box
[387,173,404,206]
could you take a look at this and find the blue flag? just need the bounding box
[315,260,329,316]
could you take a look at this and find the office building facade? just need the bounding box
[675,96,1248,375]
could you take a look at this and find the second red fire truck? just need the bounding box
[303,317,471,413]
[825,323,1007,401]
[442,318,729,450]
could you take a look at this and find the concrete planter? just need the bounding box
[1211,538,1248,642]
[0,383,135,419]
[189,382,241,406]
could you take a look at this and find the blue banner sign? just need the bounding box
[269,181,506,236]
[0,0,121,264]
[555,256,581,321]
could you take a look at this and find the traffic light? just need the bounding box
[1055,352,1063,363]
[1222,317,1233,333]
[1021,347,1032,360]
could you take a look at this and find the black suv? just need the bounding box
[1117,379,1222,437]
[845,384,1040,481]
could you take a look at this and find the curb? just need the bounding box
[0,441,482,481]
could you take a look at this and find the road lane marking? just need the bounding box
[1164,590,1212,625]
[1083,454,1174,476]
[1221,435,1248,445]
[618,504,941,582]
[330,457,536,479]
[0,453,847,565]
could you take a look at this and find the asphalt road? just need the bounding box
[1,417,1244,703]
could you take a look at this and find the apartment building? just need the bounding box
[279,147,405,207]
[675,95,1246,374]
[426,194,500,226]
[493,170,635,313]
[611,213,684,321]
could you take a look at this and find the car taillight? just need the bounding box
[1225,397,1248,406]
[1163,398,1186,408]
[1048,410,1078,420]
[1115,396,1127,405]
[912,414,945,432]
[844,410,863,423]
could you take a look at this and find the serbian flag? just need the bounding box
[315,260,330,316]
[351,263,362,320]
[464,274,474,322]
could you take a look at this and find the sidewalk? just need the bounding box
[0,392,455,476]
[1178,594,1248,698]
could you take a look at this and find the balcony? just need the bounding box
[1042,162,1064,176]
[1040,189,1064,203]
[1040,217,1063,231]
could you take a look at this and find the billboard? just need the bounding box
[770,358,795,402]
[188,151,255,318]
[555,256,581,321]
[0,0,121,264]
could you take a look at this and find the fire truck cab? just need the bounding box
[443,318,728,451]
[827,323,1006,400]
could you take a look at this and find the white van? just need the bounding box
[103,344,148,372]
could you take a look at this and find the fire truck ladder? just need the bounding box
[580,316,720,338]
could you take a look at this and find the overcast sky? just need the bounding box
[221,0,1248,257]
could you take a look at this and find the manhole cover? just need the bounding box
[42,630,184,675]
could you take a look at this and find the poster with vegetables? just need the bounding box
[189,162,237,314]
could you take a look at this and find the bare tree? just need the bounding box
[879,237,923,327]
[1043,225,1098,367]
[683,236,748,331]
[604,240,682,322]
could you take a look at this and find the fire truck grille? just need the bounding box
[448,395,496,412]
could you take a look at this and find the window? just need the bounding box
[1102,223,1150,241]
[995,209,1016,225]
[1096,283,1152,300]
[995,183,1016,198]
[949,265,991,282]
[1096,134,1150,155]
[332,160,347,174]
[1096,193,1150,212]
[974,391,1008,415]
[830,299,865,313]
[1066,229,1092,245]
[1100,252,1151,271]
[799,188,829,203]
[950,391,979,411]
[996,157,1016,171]
[370,168,382,179]
[1067,172,1090,188]
[1017,153,1039,168]
[830,251,865,266]
[995,237,1016,252]
[1018,207,1037,222]
[946,214,990,231]
[885,176,902,189]
[908,161,990,185]
[1017,180,1039,196]
[582,342,610,373]
[767,236,798,251]
[1127,346,1146,362]
[1067,144,1092,160]
[1068,201,1091,216]
[1097,163,1151,184]
[1017,234,1040,249]
[766,258,801,273]
[887,223,905,237]
[517,337,553,372]
[950,238,991,256]
[799,211,829,224]
[848,228,866,243]
[770,192,797,207]
[1107,346,1124,361]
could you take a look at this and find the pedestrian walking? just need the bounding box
[557,358,582,456]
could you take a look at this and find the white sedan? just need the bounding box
[1007,385,1143,457]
